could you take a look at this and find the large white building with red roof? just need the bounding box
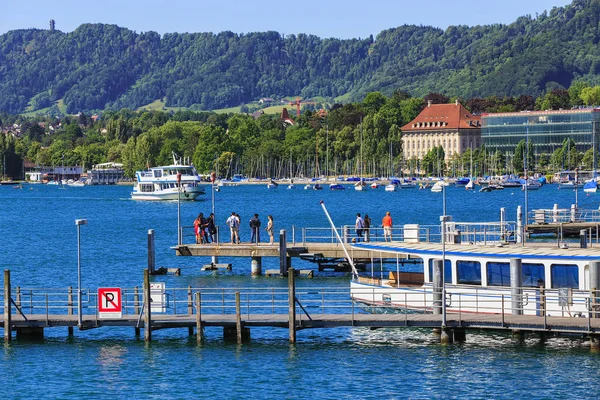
[401,100,481,161]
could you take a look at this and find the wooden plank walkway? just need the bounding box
[3,312,600,335]
[174,243,374,259]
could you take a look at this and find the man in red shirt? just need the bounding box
[382,211,393,242]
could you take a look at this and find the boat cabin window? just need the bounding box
[487,262,510,286]
[154,170,162,178]
[428,259,451,283]
[551,264,579,289]
[523,263,545,287]
[457,260,481,285]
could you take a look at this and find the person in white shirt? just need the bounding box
[226,212,240,244]
[355,213,364,242]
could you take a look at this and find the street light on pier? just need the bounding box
[75,218,88,329]
[177,172,182,245]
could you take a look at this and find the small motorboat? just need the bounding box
[371,182,379,189]
[329,183,345,190]
[314,184,323,190]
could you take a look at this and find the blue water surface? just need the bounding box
[1,183,600,399]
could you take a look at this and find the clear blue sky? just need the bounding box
[2,0,573,39]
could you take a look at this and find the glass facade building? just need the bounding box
[481,108,600,156]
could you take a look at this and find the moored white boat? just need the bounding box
[371,182,379,189]
[349,223,599,317]
[131,153,205,201]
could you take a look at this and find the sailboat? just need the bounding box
[465,148,474,190]
[355,119,366,191]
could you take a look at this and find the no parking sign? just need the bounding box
[98,288,122,318]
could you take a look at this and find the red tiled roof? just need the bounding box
[401,102,480,131]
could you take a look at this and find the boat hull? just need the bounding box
[131,186,204,201]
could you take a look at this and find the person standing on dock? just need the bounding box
[194,213,202,244]
[355,213,364,242]
[382,211,393,242]
[250,214,261,243]
[207,213,217,243]
[266,215,274,244]
[235,213,242,243]
[363,214,371,242]
[226,212,240,244]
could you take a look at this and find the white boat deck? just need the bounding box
[352,240,600,261]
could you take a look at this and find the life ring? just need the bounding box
[184,192,190,198]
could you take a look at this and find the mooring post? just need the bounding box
[143,269,152,342]
[235,291,242,344]
[133,286,140,336]
[148,229,155,275]
[4,269,11,342]
[432,259,442,316]
[67,286,74,336]
[195,292,203,344]
[279,229,287,276]
[510,258,523,316]
[288,268,296,343]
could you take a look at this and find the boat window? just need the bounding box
[457,260,481,285]
[487,262,510,286]
[428,259,451,283]
[551,264,579,289]
[523,263,545,287]
[154,170,162,178]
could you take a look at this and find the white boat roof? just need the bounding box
[352,241,600,262]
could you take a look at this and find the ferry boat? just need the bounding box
[349,221,599,317]
[131,154,205,201]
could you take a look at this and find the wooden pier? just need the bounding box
[3,269,600,348]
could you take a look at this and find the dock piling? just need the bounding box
[133,286,140,336]
[279,229,287,276]
[251,256,262,275]
[143,269,152,342]
[235,292,243,344]
[195,292,203,344]
[67,286,74,336]
[4,269,11,342]
[288,268,296,343]
[187,285,194,336]
[148,229,155,275]
[510,259,523,315]
[590,261,600,319]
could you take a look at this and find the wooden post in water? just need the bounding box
[590,261,600,320]
[288,268,296,343]
[148,229,155,275]
[4,269,11,342]
[235,291,242,344]
[195,292,203,344]
[133,286,140,336]
[279,229,287,276]
[187,286,194,336]
[67,286,74,336]
[143,269,152,342]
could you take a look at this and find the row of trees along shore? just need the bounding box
[2,85,600,180]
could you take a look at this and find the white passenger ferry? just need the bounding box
[131,154,205,201]
[349,223,600,318]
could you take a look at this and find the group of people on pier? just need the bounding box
[193,213,217,244]
[225,212,274,245]
[354,211,393,242]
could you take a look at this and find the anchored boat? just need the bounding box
[131,154,205,201]
[349,221,600,317]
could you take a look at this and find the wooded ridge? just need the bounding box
[0,0,599,115]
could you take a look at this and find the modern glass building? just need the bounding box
[481,108,600,156]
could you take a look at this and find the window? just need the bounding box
[428,259,452,283]
[551,264,579,288]
[523,263,545,287]
[487,262,510,286]
[457,260,481,284]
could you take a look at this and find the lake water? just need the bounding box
[2,183,600,399]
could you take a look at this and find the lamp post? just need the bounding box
[177,172,182,245]
[75,218,87,329]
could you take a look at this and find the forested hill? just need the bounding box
[1,0,600,115]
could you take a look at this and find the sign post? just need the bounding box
[98,288,122,319]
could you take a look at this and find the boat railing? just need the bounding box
[530,208,600,225]
[4,286,600,323]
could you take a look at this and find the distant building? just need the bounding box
[280,108,295,126]
[401,100,481,161]
[481,108,600,156]
[259,98,275,104]
[87,162,125,185]
[50,19,55,31]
